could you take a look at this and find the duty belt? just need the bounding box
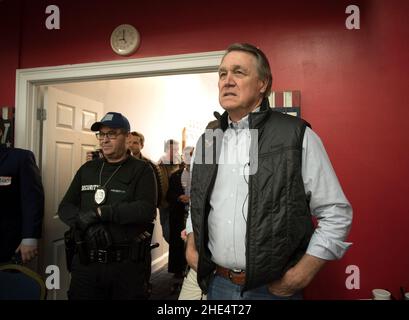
[215,265,246,286]
[88,247,130,263]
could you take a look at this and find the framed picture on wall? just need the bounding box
[272,107,301,118]
[269,90,301,118]
[1,106,14,148]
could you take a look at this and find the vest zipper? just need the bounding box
[242,114,255,296]
[198,156,219,293]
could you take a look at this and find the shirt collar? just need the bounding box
[227,106,261,130]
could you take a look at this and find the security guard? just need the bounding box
[58,112,157,300]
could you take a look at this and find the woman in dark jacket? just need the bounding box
[166,168,188,277]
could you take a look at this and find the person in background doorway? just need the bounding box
[127,130,162,297]
[127,131,162,207]
[166,146,194,293]
[178,230,206,300]
[127,131,147,161]
[0,118,45,264]
[157,139,181,244]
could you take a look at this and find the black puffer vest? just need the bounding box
[191,100,314,293]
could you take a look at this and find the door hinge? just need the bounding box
[37,108,47,121]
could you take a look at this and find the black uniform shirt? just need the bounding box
[58,155,157,244]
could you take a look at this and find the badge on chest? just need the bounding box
[94,187,107,205]
[95,162,123,205]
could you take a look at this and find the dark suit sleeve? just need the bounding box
[99,163,157,225]
[166,172,183,205]
[58,169,82,227]
[149,161,163,207]
[19,151,44,239]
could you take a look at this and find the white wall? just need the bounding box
[104,73,221,161]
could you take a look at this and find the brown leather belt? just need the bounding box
[215,265,246,286]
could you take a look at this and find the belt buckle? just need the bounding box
[97,249,108,263]
[228,269,243,281]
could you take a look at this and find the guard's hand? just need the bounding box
[76,210,100,231]
[15,244,38,263]
[84,224,112,249]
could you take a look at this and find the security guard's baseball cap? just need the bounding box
[91,112,130,132]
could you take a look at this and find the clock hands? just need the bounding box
[120,29,127,43]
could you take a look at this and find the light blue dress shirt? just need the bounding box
[186,112,352,270]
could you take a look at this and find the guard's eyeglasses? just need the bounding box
[95,131,122,140]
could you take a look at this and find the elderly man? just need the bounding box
[58,112,157,300]
[185,43,353,300]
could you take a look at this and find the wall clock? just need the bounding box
[110,24,140,56]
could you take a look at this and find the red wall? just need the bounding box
[1,0,408,299]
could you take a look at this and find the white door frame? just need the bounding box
[15,50,224,159]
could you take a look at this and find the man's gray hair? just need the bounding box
[223,43,273,98]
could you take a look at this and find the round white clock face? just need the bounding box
[110,24,140,56]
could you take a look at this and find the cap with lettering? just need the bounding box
[91,112,130,132]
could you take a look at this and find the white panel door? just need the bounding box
[41,87,104,299]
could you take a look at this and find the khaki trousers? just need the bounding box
[178,268,207,300]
